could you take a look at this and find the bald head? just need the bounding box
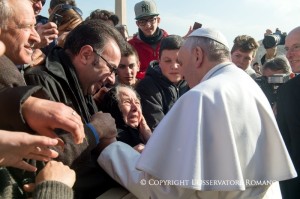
[285,26,300,73]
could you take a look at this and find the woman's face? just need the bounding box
[118,87,142,128]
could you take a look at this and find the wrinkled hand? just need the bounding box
[34,22,58,49]
[30,49,46,67]
[90,112,117,139]
[22,97,85,144]
[0,130,59,172]
[23,160,75,192]
[138,116,152,143]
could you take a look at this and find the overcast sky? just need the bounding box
[41,0,300,48]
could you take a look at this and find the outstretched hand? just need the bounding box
[22,97,85,144]
[0,130,59,172]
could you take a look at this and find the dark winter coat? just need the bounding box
[135,61,189,131]
[24,47,118,199]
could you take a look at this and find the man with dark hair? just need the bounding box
[25,19,124,198]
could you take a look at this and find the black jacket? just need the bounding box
[276,75,300,199]
[25,47,118,199]
[135,61,189,131]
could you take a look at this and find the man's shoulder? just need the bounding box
[128,35,140,44]
[0,55,15,68]
[278,75,300,94]
[136,75,157,90]
[161,29,169,37]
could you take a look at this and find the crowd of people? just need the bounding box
[0,0,299,198]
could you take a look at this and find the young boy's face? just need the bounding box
[231,49,255,70]
[159,49,183,84]
[117,55,140,86]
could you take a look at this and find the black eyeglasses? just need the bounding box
[137,17,157,26]
[93,50,117,74]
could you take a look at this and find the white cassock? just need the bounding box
[98,62,297,199]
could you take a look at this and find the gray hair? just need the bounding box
[185,36,231,62]
[114,84,140,106]
[0,0,13,27]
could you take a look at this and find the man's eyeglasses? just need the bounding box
[137,17,157,26]
[93,50,117,74]
[285,44,300,53]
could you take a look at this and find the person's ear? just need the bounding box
[194,46,204,68]
[135,21,140,27]
[48,8,52,15]
[137,61,141,71]
[78,45,94,65]
[156,16,161,24]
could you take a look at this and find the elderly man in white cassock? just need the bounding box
[97,28,297,199]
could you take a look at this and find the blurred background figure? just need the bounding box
[262,57,291,77]
[116,24,129,41]
[254,28,287,66]
[87,9,119,26]
[32,0,48,24]
[255,56,292,110]
[48,3,83,47]
[48,0,77,14]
